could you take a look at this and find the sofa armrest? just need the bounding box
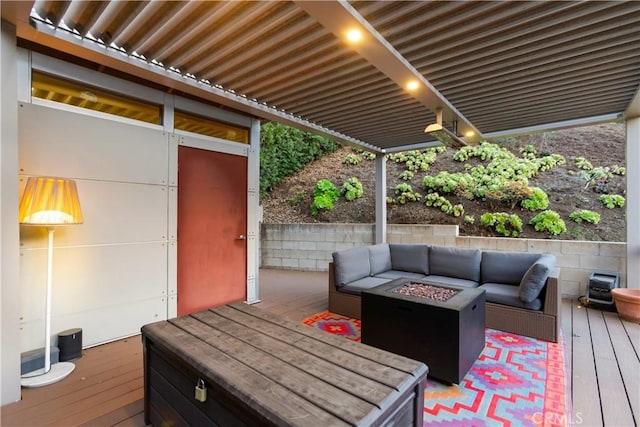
[329,262,337,290]
[542,268,560,318]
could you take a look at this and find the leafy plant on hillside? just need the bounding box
[399,170,414,181]
[484,182,533,210]
[350,147,375,160]
[341,177,363,201]
[424,192,453,214]
[611,165,626,175]
[521,187,549,211]
[569,209,601,224]
[422,171,475,199]
[287,191,305,206]
[260,122,339,196]
[343,153,362,165]
[392,183,422,204]
[444,141,565,199]
[529,210,567,236]
[311,179,339,216]
[575,156,593,170]
[464,215,475,224]
[480,212,523,237]
[519,145,537,159]
[387,148,444,172]
[599,194,625,209]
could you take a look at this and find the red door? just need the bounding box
[177,146,247,315]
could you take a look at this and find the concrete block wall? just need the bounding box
[260,223,627,297]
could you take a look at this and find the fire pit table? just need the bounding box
[362,278,485,384]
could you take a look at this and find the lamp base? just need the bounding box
[20,362,75,388]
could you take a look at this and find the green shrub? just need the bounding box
[611,165,626,175]
[521,187,549,211]
[287,191,305,206]
[520,145,537,159]
[362,151,376,161]
[464,215,475,224]
[343,153,362,165]
[569,209,601,224]
[422,171,475,198]
[575,156,593,170]
[393,183,422,204]
[484,182,533,210]
[480,212,523,237]
[311,179,339,216]
[387,148,441,172]
[341,177,363,201]
[424,192,453,214]
[453,204,465,217]
[399,170,414,181]
[260,122,339,196]
[529,210,567,235]
[599,194,625,208]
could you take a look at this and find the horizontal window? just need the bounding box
[31,71,161,125]
[174,111,248,143]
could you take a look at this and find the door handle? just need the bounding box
[237,234,247,240]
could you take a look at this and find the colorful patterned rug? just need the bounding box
[303,312,568,427]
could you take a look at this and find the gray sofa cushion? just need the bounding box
[519,254,556,303]
[369,244,392,275]
[429,246,481,282]
[482,283,542,311]
[424,275,479,289]
[332,247,371,288]
[481,251,542,285]
[374,270,428,281]
[389,244,429,274]
[340,277,389,296]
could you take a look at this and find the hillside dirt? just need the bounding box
[261,123,627,241]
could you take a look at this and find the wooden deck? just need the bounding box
[2,268,638,427]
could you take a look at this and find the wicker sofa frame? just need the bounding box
[328,262,561,342]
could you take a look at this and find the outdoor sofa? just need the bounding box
[329,244,560,342]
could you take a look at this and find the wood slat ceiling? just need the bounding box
[16,0,640,151]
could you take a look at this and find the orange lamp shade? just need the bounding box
[19,177,83,225]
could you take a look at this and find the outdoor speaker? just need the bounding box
[58,328,83,362]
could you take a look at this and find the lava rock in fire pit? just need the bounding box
[392,282,459,302]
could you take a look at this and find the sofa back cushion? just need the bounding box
[368,244,392,275]
[332,247,371,288]
[429,246,481,282]
[519,254,556,303]
[389,244,429,274]
[481,251,543,286]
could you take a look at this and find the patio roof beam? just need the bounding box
[482,113,622,140]
[295,0,482,144]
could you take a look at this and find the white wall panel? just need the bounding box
[20,242,167,351]
[18,103,168,185]
[19,179,168,248]
[176,132,249,157]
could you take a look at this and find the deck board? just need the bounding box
[2,269,638,427]
[570,302,604,426]
[603,311,640,423]
[589,309,635,427]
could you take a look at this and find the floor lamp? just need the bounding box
[19,177,83,388]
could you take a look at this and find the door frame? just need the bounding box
[167,120,261,318]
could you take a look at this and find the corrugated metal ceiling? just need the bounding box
[11,1,640,151]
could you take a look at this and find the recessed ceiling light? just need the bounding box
[465,131,475,138]
[346,29,363,43]
[407,80,420,91]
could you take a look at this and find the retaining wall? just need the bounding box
[260,223,627,297]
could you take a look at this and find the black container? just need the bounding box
[587,271,619,306]
[58,328,82,362]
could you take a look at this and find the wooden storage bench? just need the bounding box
[141,302,428,426]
